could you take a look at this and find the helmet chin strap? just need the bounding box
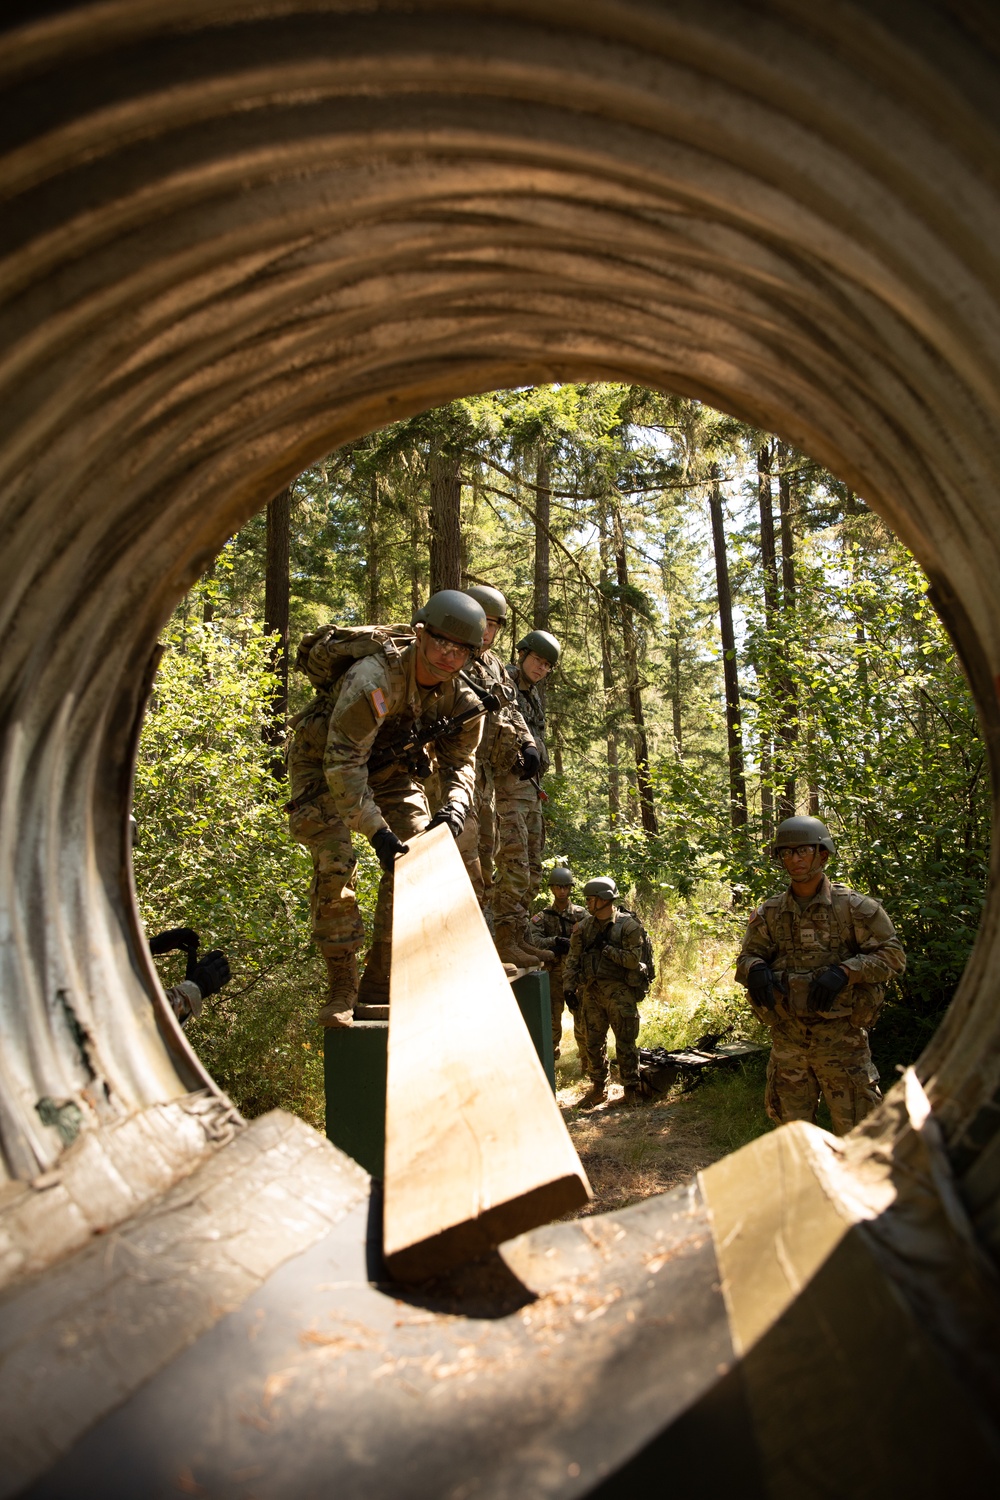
[800,850,826,881]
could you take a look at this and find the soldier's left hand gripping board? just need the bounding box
[383,825,591,1279]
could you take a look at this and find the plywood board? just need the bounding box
[383,825,591,1280]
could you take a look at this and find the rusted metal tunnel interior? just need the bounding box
[5,2,1000,1495]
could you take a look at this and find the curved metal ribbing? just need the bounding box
[2,1,1000,1196]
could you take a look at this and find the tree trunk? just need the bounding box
[410,499,423,617]
[708,475,748,829]
[201,561,215,623]
[533,446,552,630]
[264,484,291,768]
[611,499,658,835]
[597,543,621,848]
[757,443,778,838]
[428,446,463,593]
[776,444,798,819]
[671,631,683,752]
[364,474,380,624]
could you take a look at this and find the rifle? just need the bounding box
[580,923,611,979]
[367,693,500,777]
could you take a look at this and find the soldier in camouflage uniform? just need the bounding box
[736,816,906,1135]
[493,629,560,967]
[455,587,536,941]
[563,877,652,1108]
[287,591,486,1026]
[529,866,588,1064]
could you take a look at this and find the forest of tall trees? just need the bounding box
[134,384,989,1127]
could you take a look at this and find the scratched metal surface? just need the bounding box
[23,1182,732,1500]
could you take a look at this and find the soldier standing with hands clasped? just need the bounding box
[563,877,653,1109]
[529,865,588,1064]
[736,816,906,1135]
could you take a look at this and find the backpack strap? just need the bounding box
[379,634,409,703]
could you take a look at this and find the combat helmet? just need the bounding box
[419,590,486,648]
[464,584,508,623]
[772,815,836,858]
[583,876,618,901]
[517,628,561,665]
[548,865,575,886]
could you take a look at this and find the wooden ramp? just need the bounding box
[383,825,591,1280]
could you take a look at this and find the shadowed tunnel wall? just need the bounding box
[4,0,1000,1250]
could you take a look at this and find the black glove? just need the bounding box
[149,927,199,957]
[190,950,230,1000]
[564,989,580,1013]
[427,803,466,840]
[149,927,201,980]
[746,963,778,1010]
[371,827,410,872]
[518,743,541,781]
[552,935,571,956]
[808,965,849,1012]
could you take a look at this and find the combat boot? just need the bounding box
[317,951,358,1028]
[494,921,542,971]
[622,1085,646,1108]
[357,939,390,1006]
[579,1082,607,1110]
[518,926,556,967]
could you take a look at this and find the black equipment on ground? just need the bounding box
[638,1035,765,1095]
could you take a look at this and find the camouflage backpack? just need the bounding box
[610,910,656,995]
[294,623,413,693]
[602,906,656,990]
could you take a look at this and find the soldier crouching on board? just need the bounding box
[286,590,487,1027]
[735,816,906,1135]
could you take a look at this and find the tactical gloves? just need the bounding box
[190,950,231,1000]
[807,965,849,1012]
[148,927,200,978]
[564,989,580,1012]
[552,936,572,956]
[427,803,466,840]
[371,827,410,871]
[746,963,779,1010]
[517,742,541,781]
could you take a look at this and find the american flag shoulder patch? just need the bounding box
[369,687,388,720]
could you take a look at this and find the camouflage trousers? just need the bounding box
[288,775,429,957]
[581,983,640,1088]
[764,1020,882,1136]
[456,766,495,906]
[493,789,544,921]
[549,963,590,1069]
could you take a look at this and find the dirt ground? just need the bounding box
[553,1044,754,1219]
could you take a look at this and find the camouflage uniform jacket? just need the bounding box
[530,902,587,968]
[564,910,646,992]
[464,650,534,783]
[496,665,549,803]
[736,876,906,1028]
[289,642,482,840]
